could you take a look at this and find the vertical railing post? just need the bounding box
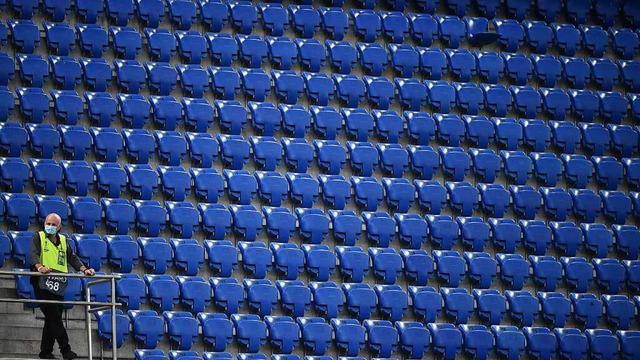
[111,277,117,360]
[86,286,93,360]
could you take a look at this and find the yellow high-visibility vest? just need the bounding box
[39,231,68,273]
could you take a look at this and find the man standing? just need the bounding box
[30,213,96,359]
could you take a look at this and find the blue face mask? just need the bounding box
[44,225,58,235]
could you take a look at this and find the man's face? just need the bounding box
[45,216,61,232]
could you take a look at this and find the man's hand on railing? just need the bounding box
[37,265,51,274]
[82,268,96,276]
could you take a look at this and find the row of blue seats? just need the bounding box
[7,222,640,291]
[3,153,640,220]
[95,309,640,357]
[6,0,640,30]
[14,265,640,333]
[4,8,640,60]
[4,23,640,90]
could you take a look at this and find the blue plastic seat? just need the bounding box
[166,0,196,30]
[101,198,135,236]
[532,56,562,88]
[618,330,640,360]
[325,40,356,74]
[265,316,300,354]
[465,117,494,150]
[382,178,414,213]
[176,276,210,313]
[288,5,320,39]
[594,259,626,296]
[242,279,277,317]
[312,140,345,175]
[271,242,303,279]
[376,143,407,178]
[540,188,573,223]
[270,70,302,105]
[216,134,249,170]
[206,34,237,67]
[473,289,506,326]
[265,37,297,71]
[113,59,145,94]
[439,147,469,181]
[28,159,62,196]
[48,56,81,90]
[8,20,40,53]
[489,326,525,360]
[94,309,130,348]
[391,215,426,251]
[142,62,176,96]
[342,283,377,321]
[592,156,622,190]
[414,181,446,215]
[227,205,260,241]
[285,175,317,209]
[166,201,199,239]
[493,19,524,52]
[228,0,257,34]
[175,65,209,99]
[363,320,398,357]
[610,28,639,60]
[561,154,592,189]
[483,86,512,120]
[523,327,557,360]
[619,60,640,93]
[50,91,82,126]
[302,74,334,107]
[459,325,494,360]
[255,172,288,207]
[428,215,461,251]
[408,285,442,323]
[501,53,533,85]
[492,118,523,151]
[318,7,348,41]
[601,190,631,225]
[378,10,407,43]
[129,310,164,348]
[0,122,26,156]
[560,57,590,90]
[16,88,49,123]
[561,259,595,296]
[528,255,562,293]
[143,29,176,63]
[92,162,125,199]
[349,177,382,212]
[477,183,509,218]
[368,247,401,284]
[581,25,609,58]
[521,120,550,152]
[74,234,107,271]
[0,158,28,193]
[108,26,141,60]
[462,252,496,289]
[350,9,381,43]
[258,3,288,37]
[178,98,212,133]
[318,174,350,210]
[473,51,503,84]
[203,240,237,277]
[530,153,561,187]
[204,67,239,101]
[590,58,619,91]
[599,93,628,125]
[500,150,531,185]
[497,253,530,290]
[408,145,439,180]
[295,39,326,73]
[510,86,540,118]
[446,182,478,216]
[132,200,167,238]
[586,329,620,360]
[554,328,588,360]
[393,78,425,112]
[428,323,463,360]
[16,54,48,89]
[277,280,311,318]
[197,313,233,353]
[568,189,601,224]
[76,24,109,58]
[142,273,178,310]
[68,196,101,234]
[238,242,272,279]
[433,250,465,286]
[549,122,581,154]
[248,137,281,172]
[540,89,570,121]
[602,295,635,330]
[454,83,483,115]
[0,54,14,87]
[213,100,245,136]
[386,44,417,78]
[331,319,366,357]
[524,21,553,54]
[236,35,268,68]
[296,318,331,356]
[347,142,379,177]
[209,278,243,315]
[425,80,455,113]
[277,138,310,174]
[509,186,541,221]
[224,169,257,206]
[614,226,640,261]
[436,15,466,48]
[239,69,270,102]
[418,47,447,80]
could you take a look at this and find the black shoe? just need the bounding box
[62,351,77,360]
[39,353,55,359]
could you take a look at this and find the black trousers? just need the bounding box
[34,286,71,355]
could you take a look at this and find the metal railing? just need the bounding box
[0,270,122,360]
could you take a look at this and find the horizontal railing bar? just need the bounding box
[0,270,121,280]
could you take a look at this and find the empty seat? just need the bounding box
[351,177,383,212]
[114,59,146,94]
[428,215,460,251]
[523,327,557,360]
[433,250,465,286]
[586,329,619,360]
[590,59,619,91]
[210,277,244,315]
[562,258,595,295]
[238,242,272,278]
[483,84,512,117]
[571,190,602,223]
[326,40,357,74]
[419,47,447,80]
[389,44,419,79]
[562,154,593,189]
[255,172,288,207]
[477,183,509,218]
[239,69,271,102]
[494,19,524,52]
[540,89,570,121]
[204,240,236,276]
[229,204,262,240]
[497,254,530,290]
[177,65,209,98]
[474,289,506,326]
[271,242,303,279]
[510,186,541,220]
[277,280,311,318]
[492,326,526,360]
[619,60,640,93]
[601,191,631,225]
[525,21,553,54]
[369,247,401,283]
[592,156,623,190]
[350,9,381,43]
[143,63,177,96]
[318,174,350,210]
[460,325,494,360]
[287,174,319,209]
[332,319,366,357]
[581,25,609,58]
[207,33,237,66]
[382,178,414,213]
[8,20,41,53]
[17,88,49,123]
[428,323,463,360]
[94,310,130,348]
[602,295,635,330]
[289,5,320,39]
[446,182,478,216]
[440,287,474,325]
[552,23,581,56]
[243,279,278,317]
